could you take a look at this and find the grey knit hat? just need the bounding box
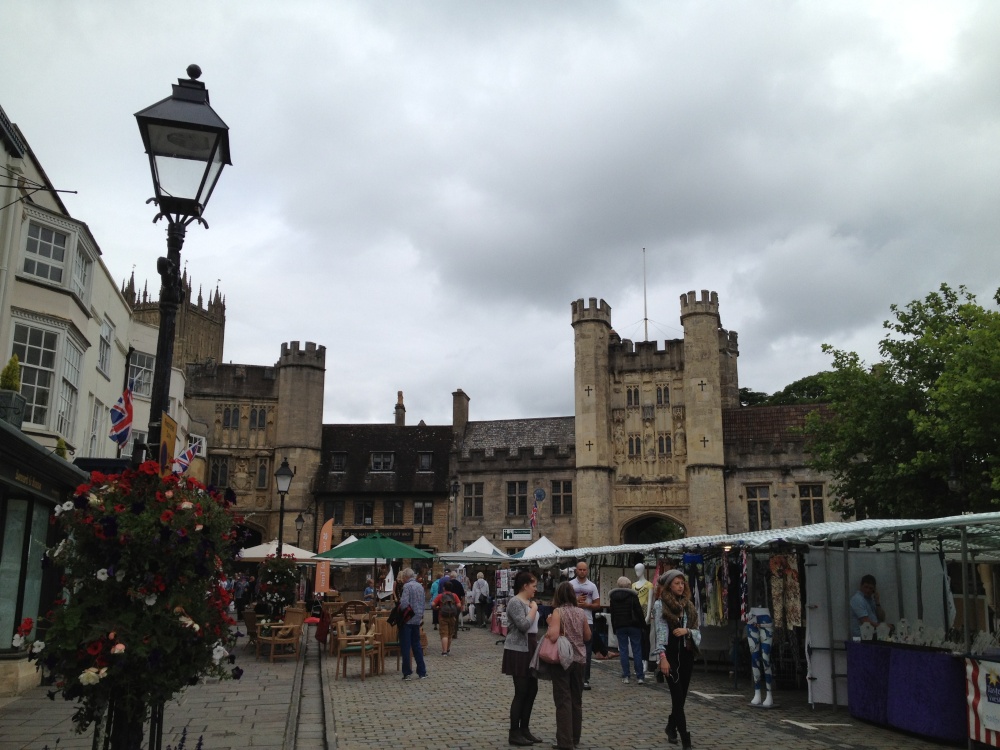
[658,569,685,587]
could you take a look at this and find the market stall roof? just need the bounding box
[511,535,565,560]
[238,540,343,565]
[554,512,1000,562]
[438,536,511,564]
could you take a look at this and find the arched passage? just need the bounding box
[621,514,685,545]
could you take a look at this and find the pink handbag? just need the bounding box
[538,636,561,664]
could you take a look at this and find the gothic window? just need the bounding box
[223,407,232,428]
[656,385,670,406]
[256,459,268,489]
[658,434,672,455]
[464,483,484,517]
[626,386,640,407]
[746,485,771,532]
[249,408,258,430]
[628,434,642,457]
[552,480,573,515]
[506,481,528,516]
[210,457,229,487]
[799,484,825,525]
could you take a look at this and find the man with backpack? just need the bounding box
[433,585,462,655]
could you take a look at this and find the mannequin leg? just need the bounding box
[747,618,763,705]
[760,616,774,706]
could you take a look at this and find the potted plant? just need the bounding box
[0,354,26,429]
[20,461,244,750]
[256,556,298,618]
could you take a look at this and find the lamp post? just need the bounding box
[450,480,460,552]
[135,65,231,462]
[274,458,294,558]
[294,513,305,546]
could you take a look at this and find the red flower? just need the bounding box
[86,641,102,655]
[160,510,174,524]
[114,504,126,513]
[16,618,34,636]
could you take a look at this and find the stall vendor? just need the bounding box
[850,574,887,638]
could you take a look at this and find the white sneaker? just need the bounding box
[622,677,630,684]
[636,677,645,685]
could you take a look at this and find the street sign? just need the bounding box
[502,528,532,541]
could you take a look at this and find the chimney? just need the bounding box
[395,390,406,426]
[452,388,469,437]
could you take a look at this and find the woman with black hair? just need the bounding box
[653,569,700,749]
[503,570,541,746]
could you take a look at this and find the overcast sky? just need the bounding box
[3,1,998,425]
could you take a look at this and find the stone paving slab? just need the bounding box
[0,633,299,750]
[323,617,953,750]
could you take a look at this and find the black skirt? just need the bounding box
[502,633,537,677]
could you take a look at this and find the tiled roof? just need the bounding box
[722,404,830,446]
[316,423,453,494]
[461,417,575,457]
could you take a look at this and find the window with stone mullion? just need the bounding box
[507,481,528,516]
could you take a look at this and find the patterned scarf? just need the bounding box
[660,586,697,630]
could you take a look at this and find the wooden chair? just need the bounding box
[372,615,401,672]
[242,610,259,651]
[256,607,307,662]
[334,619,379,680]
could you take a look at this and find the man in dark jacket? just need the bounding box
[608,576,646,684]
[445,571,467,635]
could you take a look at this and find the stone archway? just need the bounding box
[621,513,685,545]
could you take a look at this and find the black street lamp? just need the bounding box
[135,65,231,463]
[450,480,460,552]
[274,458,295,558]
[294,513,305,546]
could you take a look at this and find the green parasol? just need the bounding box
[313,531,433,562]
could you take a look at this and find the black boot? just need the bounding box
[521,728,542,744]
[665,715,677,744]
[680,731,692,749]
[508,729,532,747]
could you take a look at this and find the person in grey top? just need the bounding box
[398,568,427,680]
[503,570,541,746]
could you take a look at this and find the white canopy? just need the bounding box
[238,539,341,565]
[512,535,564,561]
[464,535,507,557]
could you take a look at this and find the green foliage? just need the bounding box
[0,354,20,391]
[33,461,243,733]
[55,437,68,459]
[806,284,1000,519]
[767,373,831,405]
[739,387,770,406]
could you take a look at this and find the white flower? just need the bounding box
[53,505,64,517]
[212,644,228,663]
[11,634,24,649]
[62,501,75,511]
[179,501,192,510]
[115,569,126,582]
[79,667,107,686]
[31,640,45,654]
[96,569,109,581]
[87,494,102,508]
[145,593,157,606]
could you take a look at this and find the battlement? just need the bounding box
[679,289,720,319]
[279,341,326,367]
[571,297,612,326]
[610,337,685,371]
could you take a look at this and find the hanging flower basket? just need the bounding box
[21,461,244,750]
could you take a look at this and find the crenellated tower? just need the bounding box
[572,297,614,546]
[680,290,728,534]
[273,341,326,550]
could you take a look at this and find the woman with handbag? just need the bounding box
[653,569,701,749]
[545,581,591,750]
[503,570,541,746]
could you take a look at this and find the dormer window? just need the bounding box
[418,452,433,471]
[370,452,394,471]
[331,452,347,472]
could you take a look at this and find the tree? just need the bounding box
[767,372,831,405]
[806,284,1000,519]
[739,387,770,407]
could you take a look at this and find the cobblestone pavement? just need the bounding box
[324,617,951,750]
[0,618,955,750]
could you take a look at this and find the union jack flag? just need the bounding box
[529,498,538,528]
[109,383,133,447]
[173,441,201,474]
